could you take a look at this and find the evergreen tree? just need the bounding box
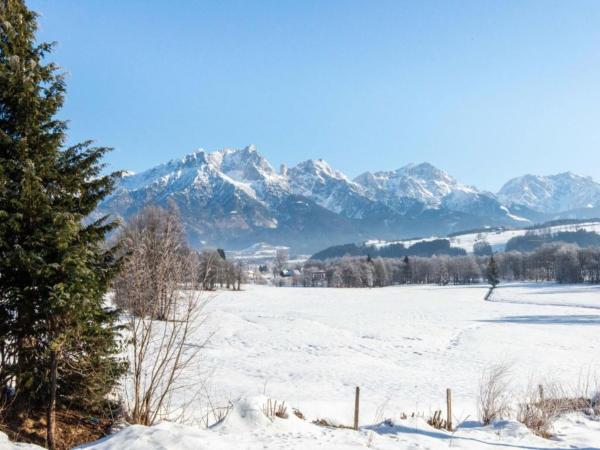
[402,255,410,284]
[473,240,493,256]
[0,1,124,447]
[485,255,500,288]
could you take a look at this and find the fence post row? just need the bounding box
[350,386,452,432]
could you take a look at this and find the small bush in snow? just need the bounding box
[478,363,512,425]
[427,410,448,430]
[262,399,288,420]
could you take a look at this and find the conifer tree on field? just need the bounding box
[485,255,500,288]
[402,255,410,284]
[0,1,124,447]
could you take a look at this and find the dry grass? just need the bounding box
[478,363,512,425]
[262,399,288,420]
[427,410,448,430]
[517,385,559,439]
[573,370,600,416]
[0,408,113,450]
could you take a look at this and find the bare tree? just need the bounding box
[114,205,209,425]
[234,261,246,290]
[273,248,289,277]
[115,205,190,320]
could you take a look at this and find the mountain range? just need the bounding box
[95,145,600,253]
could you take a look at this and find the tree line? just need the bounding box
[505,230,600,253]
[298,243,600,288]
[310,238,466,260]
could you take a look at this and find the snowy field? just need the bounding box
[196,283,600,422]
[4,283,600,449]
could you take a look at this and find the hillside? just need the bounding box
[312,220,600,259]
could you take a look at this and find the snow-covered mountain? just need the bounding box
[97,146,367,252]
[105,145,282,232]
[286,159,392,219]
[498,172,600,214]
[96,145,600,252]
[353,162,519,221]
[355,162,475,210]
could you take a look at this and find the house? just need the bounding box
[306,269,327,287]
[310,270,326,282]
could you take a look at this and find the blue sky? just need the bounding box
[29,0,600,191]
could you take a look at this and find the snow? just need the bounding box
[5,283,600,449]
[194,284,600,422]
[490,282,600,310]
[82,283,600,449]
[74,410,600,450]
[500,205,530,222]
[0,434,44,450]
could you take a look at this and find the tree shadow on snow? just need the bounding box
[479,314,600,325]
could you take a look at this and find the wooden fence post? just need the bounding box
[538,384,544,403]
[354,387,360,430]
[446,388,452,431]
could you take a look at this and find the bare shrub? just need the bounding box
[478,363,512,424]
[114,205,192,320]
[200,401,234,427]
[517,385,557,438]
[517,379,599,438]
[573,369,600,416]
[114,205,210,426]
[262,399,288,420]
[517,383,566,438]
